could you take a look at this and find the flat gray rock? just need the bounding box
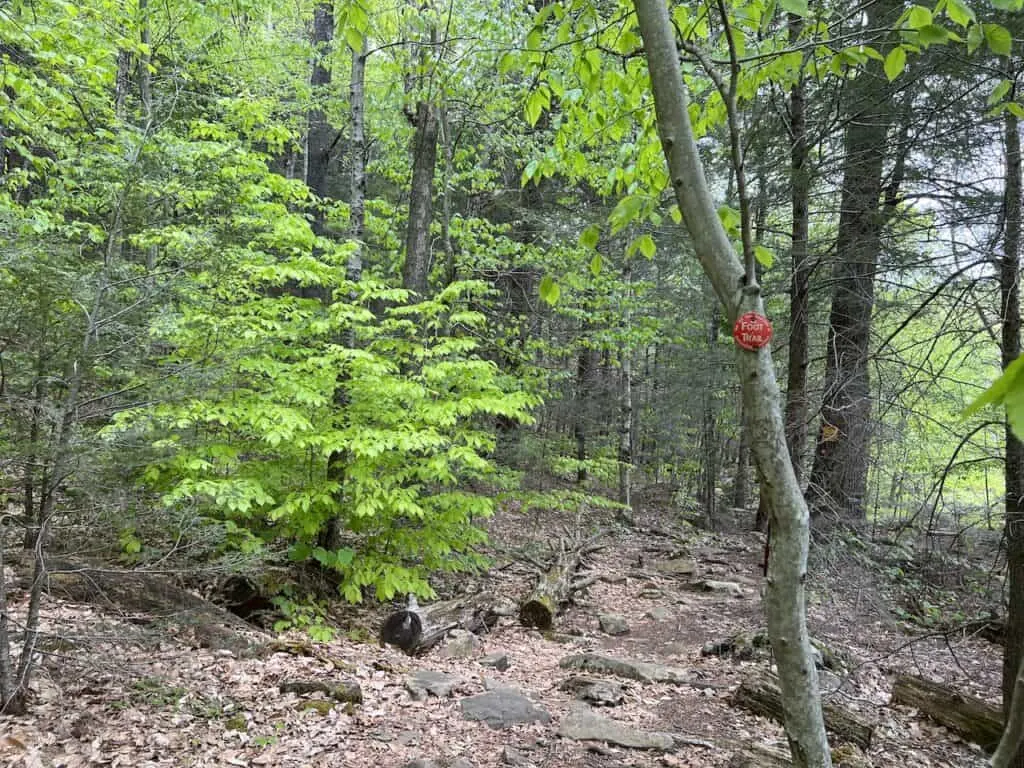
[559,652,691,684]
[653,557,697,575]
[501,746,533,766]
[461,687,551,729]
[450,760,476,768]
[442,629,481,658]
[598,613,629,636]
[692,579,744,597]
[406,670,465,701]
[481,652,511,671]
[560,675,626,706]
[644,606,674,622]
[557,708,675,750]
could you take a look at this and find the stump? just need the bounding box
[891,673,1002,752]
[518,531,604,629]
[732,673,874,750]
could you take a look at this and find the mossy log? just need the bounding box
[891,673,1002,752]
[519,532,604,629]
[732,674,874,750]
[380,592,499,654]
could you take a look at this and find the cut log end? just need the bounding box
[380,610,422,652]
[519,598,554,629]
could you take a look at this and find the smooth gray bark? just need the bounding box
[632,1,830,765]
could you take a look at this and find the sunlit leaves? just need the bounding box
[965,355,1024,441]
[884,47,907,81]
[984,23,1012,56]
[539,274,561,304]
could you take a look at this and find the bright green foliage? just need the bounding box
[965,355,1024,441]
[112,250,537,600]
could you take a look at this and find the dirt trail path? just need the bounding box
[0,510,1002,768]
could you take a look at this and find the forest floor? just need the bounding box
[0,497,1005,768]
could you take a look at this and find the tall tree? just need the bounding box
[632,0,830,764]
[807,0,901,526]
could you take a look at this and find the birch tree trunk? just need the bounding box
[632,1,830,764]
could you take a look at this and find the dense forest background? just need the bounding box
[2,0,1024,750]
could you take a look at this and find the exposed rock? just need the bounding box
[560,675,625,706]
[278,679,362,703]
[598,614,629,636]
[481,652,511,671]
[557,707,675,750]
[406,670,466,701]
[501,746,533,766]
[442,629,481,659]
[692,580,744,597]
[653,558,697,576]
[401,760,440,768]
[644,606,674,622]
[398,730,420,746]
[461,686,551,729]
[638,588,664,599]
[559,652,691,684]
[450,759,476,768]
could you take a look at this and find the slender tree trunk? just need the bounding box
[574,346,594,484]
[137,0,152,121]
[701,304,720,530]
[783,11,810,482]
[403,100,439,295]
[618,262,634,522]
[347,43,367,284]
[632,1,830,764]
[1000,105,1024,768]
[808,0,899,527]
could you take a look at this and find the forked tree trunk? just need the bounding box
[632,1,830,765]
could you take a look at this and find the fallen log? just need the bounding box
[890,673,1002,752]
[519,531,604,629]
[379,592,499,654]
[732,673,874,750]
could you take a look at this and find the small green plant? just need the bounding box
[271,594,336,642]
[253,735,278,748]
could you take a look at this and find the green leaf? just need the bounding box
[916,24,949,46]
[988,79,1012,106]
[906,5,932,28]
[967,23,984,54]
[985,24,1012,56]
[589,253,602,277]
[717,204,740,236]
[579,224,600,250]
[964,353,1024,421]
[990,0,1023,10]
[521,159,539,187]
[636,233,656,258]
[344,27,363,51]
[539,275,561,305]
[754,245,774,269]
[778,0,809,16]
[945,0,975,27]
[884,47,906,81]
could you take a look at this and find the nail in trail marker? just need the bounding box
[732,312,773,351]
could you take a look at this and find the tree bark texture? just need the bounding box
[890,674,1002,752]
[306,1,334,241]
[995,656,1024,768]
[632,2,831,765]
[808,0,899,525]
[783,11,810,483]
[402,100,439,295]
[1000,105,1024,768]
[347,44,367,284]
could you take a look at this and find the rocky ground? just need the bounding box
[0,504,1004,768]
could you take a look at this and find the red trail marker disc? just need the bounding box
[732,312,773,351]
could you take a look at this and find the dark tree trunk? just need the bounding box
[402,100,439,295]
[808,0,898,526]
[306,1,334,242]
[574,346,596,484]
[701,304,720,529]
[1000,105,1024,768]
[783,11,811,483]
